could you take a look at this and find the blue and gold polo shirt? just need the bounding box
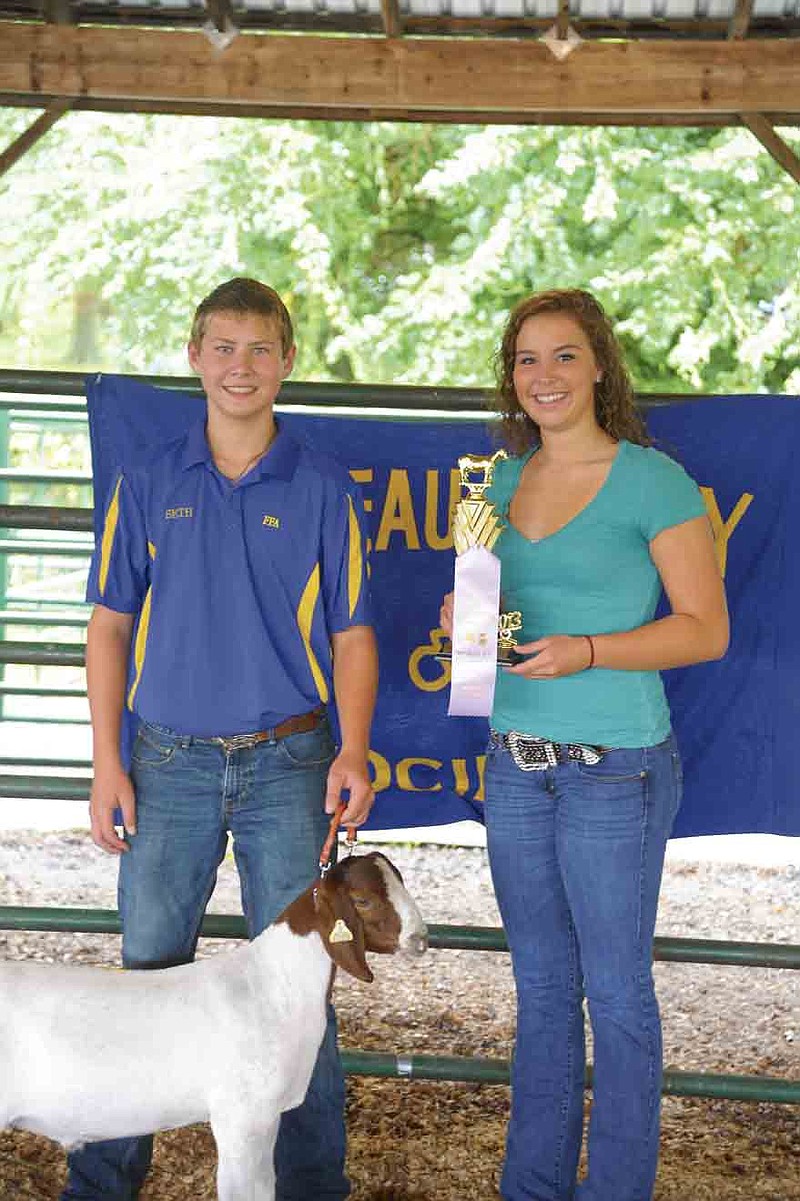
[86,418,373,736]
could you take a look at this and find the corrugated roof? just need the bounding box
[2,0,798,34]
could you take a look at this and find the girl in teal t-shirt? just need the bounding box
[441,289,728,1201]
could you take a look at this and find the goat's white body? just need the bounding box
[0,853,427,1201]
[0,923,331,1195]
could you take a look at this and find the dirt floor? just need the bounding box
[0,835,797,1200]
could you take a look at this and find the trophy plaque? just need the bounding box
[445,451,523,717]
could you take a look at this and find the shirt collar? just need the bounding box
[179,416,299,482]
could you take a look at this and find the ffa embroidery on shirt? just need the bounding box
[262,514,281,529]
[164,507,194,520]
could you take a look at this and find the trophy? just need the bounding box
[444,451,523,717]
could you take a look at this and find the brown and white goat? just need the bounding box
[0,851,427,1200]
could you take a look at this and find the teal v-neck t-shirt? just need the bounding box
[485,439,708,748]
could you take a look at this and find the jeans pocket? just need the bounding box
[278,723,336,768]
[575,746,647,784]
[131,723,178,768]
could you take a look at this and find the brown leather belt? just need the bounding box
[213,707,324,754]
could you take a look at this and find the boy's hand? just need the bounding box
[89,765,137,854]
[325,750,374,828]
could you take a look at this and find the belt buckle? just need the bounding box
[217,732,263,754]
[506,731,558,771]
[504,732,605,771]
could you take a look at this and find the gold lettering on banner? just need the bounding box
[699,487,754,577]
[396,758,444,793]
[349,467,487,554]
[368,750,392,793]
[424,468,460,551]
[349,468,374,512]
[374,469,421,552]
[367,749,486,804]
[452,758,470,796]
[409,628,451,692]
[348,468,374,560]
[474,755,486,803]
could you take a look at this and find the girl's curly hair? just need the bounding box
[493,289,650,454]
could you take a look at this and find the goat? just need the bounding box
[0,850,427,1200]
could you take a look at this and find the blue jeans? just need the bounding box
[485,732,682,1201]
[62,716,350,1201]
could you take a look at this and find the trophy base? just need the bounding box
[497,645,525,667]
[435,645,524,668]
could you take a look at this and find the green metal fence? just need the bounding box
[0,370,797,1108]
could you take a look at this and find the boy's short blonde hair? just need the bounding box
[190,278,294,355]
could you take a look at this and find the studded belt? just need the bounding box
[493,729,607,771]
[213,707,325,754]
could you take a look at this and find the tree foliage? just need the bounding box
[1,109,798,393]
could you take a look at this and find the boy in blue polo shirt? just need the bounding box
[65,278,377,1201]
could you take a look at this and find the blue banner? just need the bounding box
[86,376,800,838]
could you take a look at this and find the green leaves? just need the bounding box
[1,111,798,393]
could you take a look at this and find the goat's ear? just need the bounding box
[315,879,374,983]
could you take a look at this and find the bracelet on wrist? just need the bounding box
[584,634,595,670]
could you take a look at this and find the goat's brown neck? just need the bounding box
[275,882,337,999]
[277,884,320,938]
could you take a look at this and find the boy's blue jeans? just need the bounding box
[485,732,682,1201]
[62,716,350,1201]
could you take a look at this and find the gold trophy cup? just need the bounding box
[440,450,523,668]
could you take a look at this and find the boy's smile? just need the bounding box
[188,311,296,429]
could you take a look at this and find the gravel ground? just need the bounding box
[0,831,798,1200]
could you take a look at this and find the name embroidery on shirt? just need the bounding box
[262,514,280,529]
[165,507,194,520]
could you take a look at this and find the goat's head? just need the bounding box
[313,852,428,982]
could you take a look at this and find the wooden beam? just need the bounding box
[1,26,799,119]
[380,0,402,40]
[0,97,72,178]
[740,113,800,185]
[4,92,798,127]
[728,0,754,40]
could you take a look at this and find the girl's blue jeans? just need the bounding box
[62,716,350,1201]
[485,731,682,1201]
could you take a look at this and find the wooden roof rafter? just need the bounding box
[728,0,754,40]
[740,113,800,185]
[380,0,402,40]
[41,0,72,23]
[0,96,72,178]
[203,0,237,35]
[726,0,800,184]
[556,0,572,41]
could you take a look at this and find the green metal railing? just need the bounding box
[0,373,798,1109]
[1,369,491,412]
[0,904,797,1104]
[2,907,799,971]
